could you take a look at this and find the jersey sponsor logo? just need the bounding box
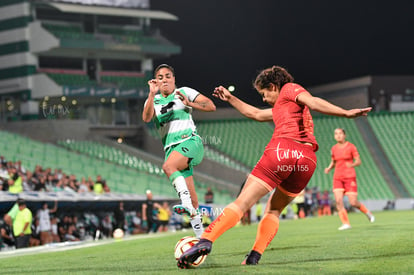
[274,142,304,161]
[160,101,175,114]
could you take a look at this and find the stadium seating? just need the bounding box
[0,130,175,197]
[100,75,146,88]
[46,73,96,86]
[194,117,394,200]
[42,23,95,41]
[146,123,251,173]
[5,108,411,203]
[97,27,158,45]
[58,140,164,177]
[310,116,393,200]
[367,112,414,197]
[56,139,234,204]
[196,119,273,168]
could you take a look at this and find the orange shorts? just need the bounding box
[333,177,358,194]
[251,138,317,196]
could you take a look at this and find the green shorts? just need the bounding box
[165,134,204,178]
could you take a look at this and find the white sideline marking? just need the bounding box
[0,232,177,259]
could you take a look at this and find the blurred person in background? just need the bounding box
[325,128,375,230]
[131,211,145,235]
[114,201,126,231]
[3,200,19,227]
[142,190,158,233]
[37,200,58,245]
[0,218,15,249]
[13,199,32,249]
[101,215,113,238]
[204,187,214,204]
[50,216,60,243]
[8,166,23,194]
[255,201,263,222]
[30,218,41,247]
[157,201,172,232]
[304,187,314,216]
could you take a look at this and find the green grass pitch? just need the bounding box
[1,210,413,274]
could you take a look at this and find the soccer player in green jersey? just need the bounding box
[142,64,216,238]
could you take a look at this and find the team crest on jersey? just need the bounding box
[160,102,175,114]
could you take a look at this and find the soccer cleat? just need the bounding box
[173,204,197,218]
[241,250,262,265]
[177,239,212,269]
[338,224,352,231]
[367,213,375,223]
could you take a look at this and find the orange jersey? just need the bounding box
[331,142,359,179]
[268,83,318,152]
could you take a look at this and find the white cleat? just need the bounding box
[368,214,375,223]
[338,224,352,231]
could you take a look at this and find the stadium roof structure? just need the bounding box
[45,2,178,21]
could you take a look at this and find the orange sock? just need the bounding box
[359,203,370,214]
[338,209,350,225]
[202,202,243,242]
[252,214,279,254]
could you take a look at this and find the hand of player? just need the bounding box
[345,162,354,168]
[213,86,232,102]
[345,107,372,118]
[324,168,330,174]
[147,79,159,96]
[175,91,189,106]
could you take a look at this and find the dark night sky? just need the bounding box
[150,1,414,106]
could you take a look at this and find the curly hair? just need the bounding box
[253,66,294,90]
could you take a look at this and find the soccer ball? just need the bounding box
[174,236,207,267]
[113,228,124,239]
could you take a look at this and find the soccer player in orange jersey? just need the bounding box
[324,128,375,230]
[177,66,372,268]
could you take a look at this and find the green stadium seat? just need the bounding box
[368,112,414,197]
[194,117,393,200]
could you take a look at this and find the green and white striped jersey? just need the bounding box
[152,87,200,150]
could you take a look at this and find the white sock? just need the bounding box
[172,175,193,207]
[190,213,204,238]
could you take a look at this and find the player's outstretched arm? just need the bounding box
[213,86,272,122]
[142,79,158,122]
[297,92,372,118]
[176,91,216,112]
